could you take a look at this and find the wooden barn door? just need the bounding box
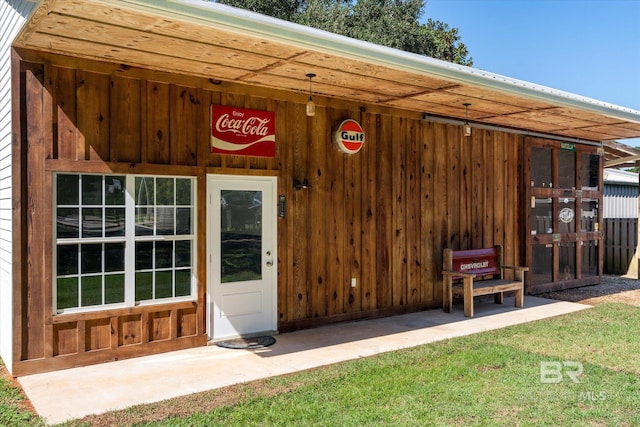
[526,138,603,293]
[207,175,278,340]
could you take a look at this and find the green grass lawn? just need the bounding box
[4,303,640,426]
[0,370,41,426]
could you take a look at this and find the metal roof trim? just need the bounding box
[94,0,640,124]
[604,169,638,181]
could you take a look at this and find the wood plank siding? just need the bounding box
[13,55,526,374]
[1,0,39,374]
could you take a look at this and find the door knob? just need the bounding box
[266,260,273,267]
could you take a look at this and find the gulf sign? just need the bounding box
[211,105,275,157]
[333,119,365,154]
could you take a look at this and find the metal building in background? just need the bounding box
[603,168,638,218]
[603,168,638,274]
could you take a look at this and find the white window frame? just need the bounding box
[53,173,197,315]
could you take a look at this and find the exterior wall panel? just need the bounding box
[0,0,38,374]
[13,54,527,374]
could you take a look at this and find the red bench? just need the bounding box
[442,245,528,318]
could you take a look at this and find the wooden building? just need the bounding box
[2,0,640,375]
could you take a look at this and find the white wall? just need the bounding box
[604,169,639,219]
[0,0,38,373]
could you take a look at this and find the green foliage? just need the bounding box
[0,363,41,427]
[185,304,640,426]
[217,0,302,20]
[215,0,472,65]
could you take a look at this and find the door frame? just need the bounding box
[206,174,278,340]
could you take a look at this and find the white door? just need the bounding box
[207,175,277,340]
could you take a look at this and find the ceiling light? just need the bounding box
[306,73,316,117]
[463,103,472,137]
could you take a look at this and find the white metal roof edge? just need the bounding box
[93,0,640,124]
[604,169,639,185]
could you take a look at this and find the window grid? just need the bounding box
[133,177,194,304]
[54,173,195,314]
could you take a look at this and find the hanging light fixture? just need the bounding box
[463,103,472,137]
[306,73,316,117]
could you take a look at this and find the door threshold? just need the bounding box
[207,330,279,345]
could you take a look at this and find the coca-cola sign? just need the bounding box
[211,105,276,157]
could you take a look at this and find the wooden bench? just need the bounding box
[442,245,528,318]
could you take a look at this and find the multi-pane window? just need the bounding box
[54,174,195,313]
[134,177,194,302]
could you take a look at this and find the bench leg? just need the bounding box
[463,278,474,318]
[514,286,524,308]
[442,279,453,313]
[494,292,504,304]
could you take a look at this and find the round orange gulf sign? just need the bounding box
[333,119,365,154]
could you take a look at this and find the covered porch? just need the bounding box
[5,0,640,377]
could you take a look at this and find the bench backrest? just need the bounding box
[443,245,503,279]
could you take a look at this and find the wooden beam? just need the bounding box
[605,154,640,168]
[10,49,25,369]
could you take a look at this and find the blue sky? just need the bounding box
[424,0,640,145]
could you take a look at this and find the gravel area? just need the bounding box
[538,275,640,306]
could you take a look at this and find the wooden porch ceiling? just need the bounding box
[13,0,640,144]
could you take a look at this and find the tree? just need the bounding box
[215,0,472,66]
[218,0,302,20]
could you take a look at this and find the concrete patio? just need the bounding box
[19,296,589,425]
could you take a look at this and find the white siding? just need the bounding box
[0,0,38,373]
[603,169,639,219]
[603,184,638,219]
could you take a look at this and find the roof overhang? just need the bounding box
[603,140,640,168]
[12,0,640,144]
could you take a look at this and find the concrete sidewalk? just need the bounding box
[19,297,589,425]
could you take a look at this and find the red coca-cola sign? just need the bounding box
[211,105,276,157]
